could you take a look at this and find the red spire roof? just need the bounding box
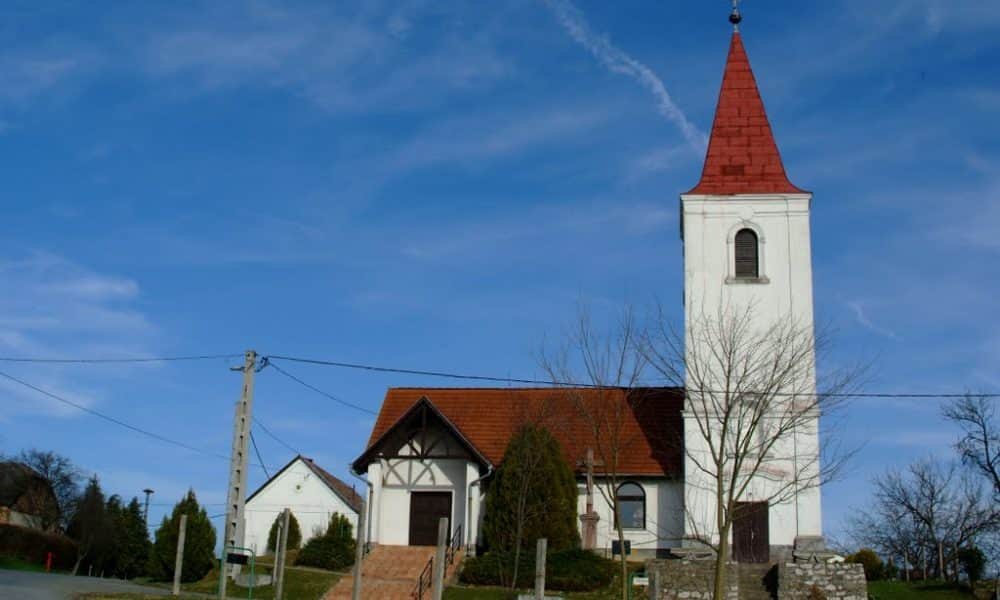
[687,33,805,196]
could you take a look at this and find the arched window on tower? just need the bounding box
[734,229,759,279]
[615,482,645,529]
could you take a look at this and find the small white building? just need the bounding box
[244,455,363,556]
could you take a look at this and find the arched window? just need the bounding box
[615,482,645,529]
[734,229,759,278]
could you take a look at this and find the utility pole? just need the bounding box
[220,350,257,600]
[274,508,290,600]
[142,488,155,525]
[431,517,447,600]
[534,538,547,600]
[172,514,187,596]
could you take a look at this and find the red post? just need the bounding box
[45,552,53,572]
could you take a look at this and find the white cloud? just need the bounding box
[0,253,156,419]
[846,300,898,340]
[541,0,707,153]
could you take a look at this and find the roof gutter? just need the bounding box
[348,466,374,551]
[465,464,493,554]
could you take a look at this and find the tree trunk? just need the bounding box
[616,520,628,600]
[937,541,944,581]
[903,549,910,582]
[713,523,732,600]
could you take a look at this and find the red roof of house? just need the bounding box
[360,387,684,477]
[686,33,805,196]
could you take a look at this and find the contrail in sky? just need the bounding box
[542,0,708,154]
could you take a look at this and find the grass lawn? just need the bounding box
[868,580,975,599]
[445,585,646,599]
[154,564,342,600]
[0,556,51,573]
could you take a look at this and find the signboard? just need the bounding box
[633,576,649,586]
[226,552,250,565]
[611,540,631,556]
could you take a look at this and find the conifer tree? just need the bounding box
[149,489,217,582]
[266,511,302,553]
[67,476,109,575]
[481,424,579,586]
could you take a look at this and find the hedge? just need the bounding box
[0,524,77,571]
[459,548,616,592]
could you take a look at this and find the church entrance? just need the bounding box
[409,491,451,546]
[733,502,769,563]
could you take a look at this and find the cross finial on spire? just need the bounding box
[730,0,743,32]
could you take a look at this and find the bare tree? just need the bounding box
[868,458,999,580]
[17,448,82,530]
[847,501,921,581]
[943,394,1000,497]
[641,303,859,600]
[540,305,648,600]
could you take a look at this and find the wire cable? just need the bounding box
[0,368,280,469]
[252,417,301,456]
[0,353,244,364]
[250,431,270,479]
[265,360,378,415]
[264,354,1000,400]
[0,368,231,460]
[265,355,586,388]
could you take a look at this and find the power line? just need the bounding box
[0,353,243,364]
[0,368,230,461]
[250,431,270,479]
[253,417,301,456]
[264,360,378,415]
[265,354,585,388]
[0,368,280,469]
[263,354,1000,400]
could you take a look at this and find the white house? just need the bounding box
[244,455,363,556]
[354,27,824,562]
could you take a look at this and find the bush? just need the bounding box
[266,512,302,553]
[845,548,884,581]
[459,549,616,592]
[294,513,354,571]
[0,524,77,571]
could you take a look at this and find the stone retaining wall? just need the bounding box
[645,560,867,600]
[646,560,739,600]
[778,563,866,600]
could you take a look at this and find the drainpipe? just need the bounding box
[466,465,494,554]
[349,466,374,550]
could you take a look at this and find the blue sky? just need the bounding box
[1,0,998,543]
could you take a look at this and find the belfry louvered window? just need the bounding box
[734,229,759,278]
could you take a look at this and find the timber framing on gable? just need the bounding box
[352,396,491,472]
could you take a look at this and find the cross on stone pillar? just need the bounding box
[576,448,602,550]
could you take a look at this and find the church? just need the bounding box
[353,25,822,562]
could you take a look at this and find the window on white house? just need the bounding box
[615,482,645,530]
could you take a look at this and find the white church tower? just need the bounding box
[679,23,823,561]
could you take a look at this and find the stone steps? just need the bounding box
[322,544,463,600]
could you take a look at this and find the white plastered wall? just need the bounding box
[579,479,684,556]
[680,192,822,549]
[243,458,359,556]
[370,457,472,546]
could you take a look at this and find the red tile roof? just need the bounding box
[360,387,684,477]
[686,33,805,196]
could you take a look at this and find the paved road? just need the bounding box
[0,569,169,600]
